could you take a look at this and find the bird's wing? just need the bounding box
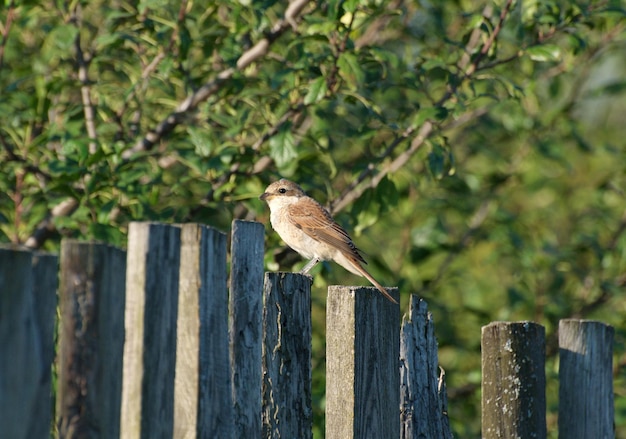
[287,197,367,264]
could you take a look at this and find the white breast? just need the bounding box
[266,196,329,261]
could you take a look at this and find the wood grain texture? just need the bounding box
[57,241,126,438]
[121,222,181,439]
[29,252,59,439]
[481,321,546,439]
[558,319,614,439]
[174,224,232,438]
[0,248,58,439]
[326,286,400,439]
[262,272,312,439]
[400,295,452,439]
[230,220,265,439]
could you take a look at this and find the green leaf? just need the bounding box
[48,25,79,51]
[179,24,192,60]
[89,222,125,246]
[337,52,365,90]
[525,45,561,62]
[353,187,379,234]
[376,176,399,212]
[188,127,214,157]
[427,149,445,180]
[85,147,107,167]
[411,106,448,128]
[269,124,297,170]
[584,80,626,98]
[342,0,359,14]
[427,141,453,180]
[411,217,449,249]
[304,76,328,105]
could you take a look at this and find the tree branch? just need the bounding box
[71,5,98,154]
[463,0,514,78]
[24,198,79,249]
[125,0,311,157]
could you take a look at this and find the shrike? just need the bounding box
[259,178,397,304]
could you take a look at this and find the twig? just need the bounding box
[330,125,416,214]
[458,4,493,71]
[0,0,16,70]
[0,132,52,182]
[71,5,98,154]
[24,198,79,248]
[463,0,514,78]
[331,123,432,214]
[607,210,626,252]
[354,0,403,49]
[326,5,356,92]
[12,170,24,244]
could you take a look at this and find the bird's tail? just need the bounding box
[352,259,398,304]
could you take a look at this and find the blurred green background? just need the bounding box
[1,0,625,437]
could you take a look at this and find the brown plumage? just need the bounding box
[260,179,397,304]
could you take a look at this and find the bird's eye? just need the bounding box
[278,188,287,194]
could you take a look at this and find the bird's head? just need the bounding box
[259,179,306,205]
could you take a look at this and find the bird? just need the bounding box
[259,178,397,304]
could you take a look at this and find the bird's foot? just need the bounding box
[299,258,320,274]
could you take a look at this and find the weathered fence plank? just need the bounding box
[326,286,400,439]
[121,222,181,439]
[30,251,59,438]
[400,295,452,439]
[174,224,232,438]
[558,319,614,439]
[230,220,265,439]
[262,272,312,439]
[0,248,58,439]
[56,241,126,438]
[481,321,546,439]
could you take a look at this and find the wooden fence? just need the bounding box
[0,220,615,438]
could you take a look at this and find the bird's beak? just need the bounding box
[259,192,269,201]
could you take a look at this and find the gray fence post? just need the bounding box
[174,224,232,438]
[0,248,58,439]
[559,319,614,439]
[400,295,452,438]
[230,220,265,439]
[326,286,400,439]
[481,321,546,439]
[121,222,181,439]
[56,241,126,438]
[262,272,312,439]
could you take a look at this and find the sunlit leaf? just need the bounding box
[304,76,328,104]
[269,124,297,170]
[337,52,365,90]
[525,44,561,62]
[188,127,214,157]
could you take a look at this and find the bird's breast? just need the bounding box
[269,207,334,261]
